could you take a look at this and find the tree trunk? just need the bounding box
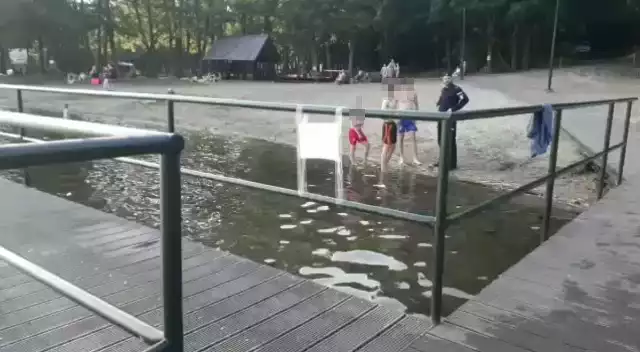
[446,36,452,74]
[511,23,518,71]
[486,18,495,73]
[263,15,272,33]
[102,31,108,65]
[37,36,46,74]
[282,47,288,73]
[325,43,331,70]
[0,45,5,74]
[433,36,439,72]
[522,29,532,70]
[105,0,116,62]
[173,0,184,77]
[380,29,390,64]
[79,0,90,51]
[95,0,103,67]
[348,38,355,77]
[186,31,192,54]
[240,14,247,35]
[310,36,319,71]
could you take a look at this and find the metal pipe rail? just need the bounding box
[0,111,185,352]
[0,129,436,225]
[452,97,637,120]
[0,84,636,330]
[0,83,451,122]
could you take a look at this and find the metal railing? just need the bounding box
[0,83,635,329]
[0,110,185,352]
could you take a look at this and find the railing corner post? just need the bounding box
[167,89,175,133]
[541,109,562,243]
[431,118,453,326]
[160,150,183,352]
[16,89,30,187]
[617,100,633,186]
[597,103,615,200]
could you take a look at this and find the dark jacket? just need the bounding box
[436,84,469,112]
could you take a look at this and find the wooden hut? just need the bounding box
[201,34,279,80]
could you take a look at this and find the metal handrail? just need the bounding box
[0,244,164,342]
[0,84,636,331]
[452,97,637,120]
[0,83,450,121]
[0,112,185,352]
[0,127,436,225]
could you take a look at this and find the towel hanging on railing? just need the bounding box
[527,104,554,158]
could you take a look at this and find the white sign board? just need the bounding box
[9,49,28,65]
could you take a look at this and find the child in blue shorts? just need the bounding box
[397,79,422,165]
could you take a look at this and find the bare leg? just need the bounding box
[347,163,355,185]
[398,133,406,164]
[411,132,422,165]
[380,145,388,172]
[363,142,370,163]
[350,144,357,165]
[376,144,390,188]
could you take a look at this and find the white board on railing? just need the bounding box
[295,105,344,201]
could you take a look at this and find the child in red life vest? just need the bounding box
[348,96,370,165]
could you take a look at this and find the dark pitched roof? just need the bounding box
[202,34,277,62]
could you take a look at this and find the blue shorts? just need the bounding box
[399,120,417,134]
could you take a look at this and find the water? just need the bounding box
[0,130,578,317]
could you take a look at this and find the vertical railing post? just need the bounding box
[160,143,184,352]
[16,89,23,113]
[597,103,615,200]
[167,89,175,133]
[541,109,562,243]
[617,100,633,185]
[431,118,452,326]
[16,89,30,187]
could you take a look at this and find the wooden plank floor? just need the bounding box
[0,178,432,352]
[3,173,640,352]
[427,175,640,352]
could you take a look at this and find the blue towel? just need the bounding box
[527,104,554,158]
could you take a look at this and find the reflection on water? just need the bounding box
[0,131,578,316]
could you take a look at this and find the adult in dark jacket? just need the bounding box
[435,75,469,170]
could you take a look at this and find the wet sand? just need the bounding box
[0,77,597,206]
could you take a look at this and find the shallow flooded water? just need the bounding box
[0,130,579,318]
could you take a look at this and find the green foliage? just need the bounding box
[2,0,640,74]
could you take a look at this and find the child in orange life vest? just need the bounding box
[348,96,370,165]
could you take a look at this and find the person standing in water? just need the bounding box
[397,78,422,165]
[435,74,469,170]
[348,96,370,165]
[377,80,399,188]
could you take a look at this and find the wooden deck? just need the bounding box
[434,175,640,352]
[1,173,639,352]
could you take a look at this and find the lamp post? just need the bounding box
[460,8,467,80]
[546,0,560,92]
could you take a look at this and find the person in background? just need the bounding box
[397,78,422,165]
[102,65,111,90]
[435,74,469,170]
[388,59,398,78]
[89,65,100,85]
[348,96,370,165]
[380,64,389,81]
